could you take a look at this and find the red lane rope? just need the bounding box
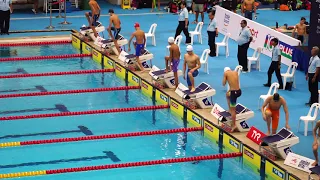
[0,54,91,62]
[45,153,242,175]
[0,40,71,47]
[0,86,140,99]
[19,127,203,146]
[0,105,169,121]
[0,69,114,79]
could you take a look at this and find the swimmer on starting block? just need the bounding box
[165,37,181,89]
[183,45,201,92]
[312,121,320,166]
[108,9,122,54]
[223,67,242,132]
[85,0,100,38]
[261,93,290,135]
[128,23,146,71]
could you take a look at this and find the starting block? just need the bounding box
[118,50,153,71]
[218,103,254,132]
[79,22,105,42]
[175,82,216,109]
[259,128,299,160]
[309,166,320,180]
[149,65,182,89]
[94,35,128,56]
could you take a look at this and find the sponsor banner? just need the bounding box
[284,152,313,173]
[82,42,92,54]
[103,56,114,69]
[170,99,184,119]
[71,35,81,50]
[186,110,202,127]
[211,103,225,121]
[115,63,126,80]
[155,90,169,105]
[246,126,266,145]
[127,72,140,86]
[215,5,300,66]
[242,145,261,174]
[92,49,102,64]
[265,160,286,180]
[203,120,220,143]
[141,80,153,99]
[222,133,241,152]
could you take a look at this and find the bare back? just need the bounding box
[110,14,121,29]
[226,71,240,90]
[184,54,199,69]
[243,0,254,11]
[89,1,100,15]
[169,44,180,60]
[295,23,306,35]
[134,30,145,44]
[266,96,284,110]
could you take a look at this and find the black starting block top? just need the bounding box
[310,166,320,175]
[125,54,136,59]
[152,69,166,76]
[261,128,293,146]
[183,83,209,95]
[101,39,113,44]
[80,26,91,31]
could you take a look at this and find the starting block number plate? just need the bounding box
[246,126,266,145]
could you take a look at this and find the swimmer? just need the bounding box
[128,23,146,72]
[107,9,122,54]
[165,37,181,89]
[222,67,242,132]
[292,17,307,45]
[183,45,201,92]
[241,0,256,20]
[312,121,320,166]
[261,93,290,135]
[85,0,100,37]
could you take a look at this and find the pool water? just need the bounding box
[0,44,260,180]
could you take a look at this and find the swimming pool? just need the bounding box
[0,43,260,179]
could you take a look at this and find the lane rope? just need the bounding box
[0,69,114,79]
[0,152,242,179]
[0,127,203,148]
[0,105,169,121]
[0,86,141,98]
[0,40,71,47]
[0,54,91,62]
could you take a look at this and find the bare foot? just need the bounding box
[150,9,154,12]
[231,126,238,133]
[190,87,195,92]
[312,161,318,167]
[266,131,270,136]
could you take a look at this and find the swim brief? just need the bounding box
[110,27,121,40]
[171,59,180,73]
[297,35,304,44]
[135,43,144,56]
[229,89,242,107]
[187,69,199,86]
[265,107,280,130]
[88,12,100,26]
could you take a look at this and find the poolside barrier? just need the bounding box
[0,40,71,47]
[0,152,241,179]
[0,127,203,148]
[0,105,169,121]
[0,69,114,79]
[0,86,141,98]
[0,54,91,62]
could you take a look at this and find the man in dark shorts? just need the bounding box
[192,0,205,24]
[85,0,100,37]
[128,23,146,71]
[165,37,181,89]
[183,45,201,92]
[108,9,122,54]
[223,67,242,132]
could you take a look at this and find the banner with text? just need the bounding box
[214,5,300,66]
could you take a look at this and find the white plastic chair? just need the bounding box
[189,22,203,45]
[200,49,210,74]
[298,103,320,136]
[281,62,298,90]
[227,65,242,91]
[258,82,280,108]
[166,35,182,54]
[248,47,262,72]
[216,33,230,58]
[145,23,157,47]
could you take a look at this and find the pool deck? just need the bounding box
[0,33,315,180]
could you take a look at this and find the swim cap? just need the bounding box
[168,37,175,43]
[273,93,280,101]
[134,23,140,28]
[186,45,193,52]
[224,67,231,72]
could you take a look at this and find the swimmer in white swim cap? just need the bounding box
[183,45,201,92]
[165,37,181,89]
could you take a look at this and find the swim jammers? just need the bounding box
[171,59,180,73]
[135,43,144,56]
[187,69,199,86]
[265,108,280,130]
[110,27,121,39]
[229,89,242,107]
[88,12,100,26]
[297,35,304,44]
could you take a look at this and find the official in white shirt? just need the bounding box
[306,46,320,106]
[174,1,191,44]
[207,10,218,57]
[237,20,252,72]
[0,0,12,35]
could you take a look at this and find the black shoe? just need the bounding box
[209,53,216,57]
[263,83,271,87]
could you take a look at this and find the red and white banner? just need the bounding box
[214,6,301,66]
[246,126,266,145]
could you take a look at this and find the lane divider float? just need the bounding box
[0,54,91,62]
[0,40,71,47]
[0,127,203,148]
[0,152,242,179]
